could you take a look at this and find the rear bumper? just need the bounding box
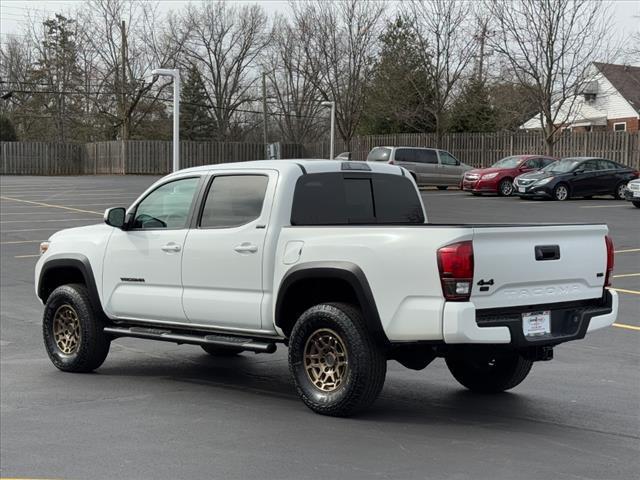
[442,290,617,346]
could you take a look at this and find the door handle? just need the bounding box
[161,243,181,253]
[234,242,258,254]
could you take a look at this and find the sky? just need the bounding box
[1,0,639,52]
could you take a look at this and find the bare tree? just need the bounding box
[487,0,614,155]
[291,0,385,148]
[77,0,182,140]
[265,15,325,144]
[176,1,270,140]
[404,0,478,146]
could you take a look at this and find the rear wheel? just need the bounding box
[288,302,387,417]
[42,284,110,372]
[437,186,448,190]
[498,178,514,196]
[201,345,243,356]
[553,183,569,201]
[445,350,533,393]
[614,182,627,200]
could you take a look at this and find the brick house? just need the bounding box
[521,62,640,133]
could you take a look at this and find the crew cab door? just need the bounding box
[181,171,276,330]
[102,176,202,321]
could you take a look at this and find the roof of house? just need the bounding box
[594,62,640,113]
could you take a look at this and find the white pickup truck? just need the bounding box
[35,160,617,416]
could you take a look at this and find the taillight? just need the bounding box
[604,235,614,287]
[437,240,474,301]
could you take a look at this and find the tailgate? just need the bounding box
[471,224,608,309]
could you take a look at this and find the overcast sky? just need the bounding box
[1,0,639,53]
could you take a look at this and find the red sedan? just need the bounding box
[462,155,557,196]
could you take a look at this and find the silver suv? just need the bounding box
[367,146,471,188]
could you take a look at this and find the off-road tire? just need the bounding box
[498,178,514,196]
[42,284,110,372]
[288,302,387,417]
[201,345,244,356]
[553,183,570,201]
[445,350,533,393]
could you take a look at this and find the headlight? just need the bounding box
[482,173,499,180]
[535,177,554,186]
[39,241,50,255]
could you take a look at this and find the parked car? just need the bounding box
[624,178,640,208]
[462,155,557,196]
[334,152,351,160]
[515,157,638,201]
[35,160,617,417]
[367,146,472,189]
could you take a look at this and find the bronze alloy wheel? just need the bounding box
[303,328,349,392]
[52,304,81,355]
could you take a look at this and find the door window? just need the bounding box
[131,177,200,229]
[200,175,269,228]
[439,151,460,166]
[394,149,416,163]
[598,160,616,170]
[581,160,599,172]
[415,149,438,164]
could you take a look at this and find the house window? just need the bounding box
[613,122,626,132]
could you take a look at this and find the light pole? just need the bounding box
[321,101,335,160]
[152,69,180,172]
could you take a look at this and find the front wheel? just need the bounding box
[288,303,387,417]
[553,183,569,201]
[498,179,514,196]
[42,284,110,372]
[445,350,533,393]
[614,182,627,200]
[633,201,640,208]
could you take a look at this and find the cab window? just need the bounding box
[131,177,200,229]
[199,175,269,228]
[439,151,460,166]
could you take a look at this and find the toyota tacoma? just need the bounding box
[35,160,618,416]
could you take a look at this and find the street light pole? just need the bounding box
[321,101,335,160]
[152,69,180,172]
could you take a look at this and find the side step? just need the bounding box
[104,326,277,354]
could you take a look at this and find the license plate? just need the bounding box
[518,187,525,193]
[633,191,640,197]
[522,311,551,337]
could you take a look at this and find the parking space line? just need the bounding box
[613,323,640,331]
[580,205,628,209]
[609,287,640,295]
[615,248,640,254]
[14,254,40,259]
[0,218,97,224]
[613,273,640,278]
[0,240,43,245]
[0,196,102,215]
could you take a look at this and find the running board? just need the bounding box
[104,326,277,353]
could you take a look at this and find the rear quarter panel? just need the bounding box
[273,226,473,341]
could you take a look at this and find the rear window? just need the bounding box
[367,147,391,162]
[291,172,425,225]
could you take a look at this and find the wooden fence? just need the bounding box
[1,131,638,175]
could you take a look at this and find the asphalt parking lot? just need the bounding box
[1,175,638,480]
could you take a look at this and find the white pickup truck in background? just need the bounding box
[35,160,617,416]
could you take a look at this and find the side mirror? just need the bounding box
[104,207,126,229]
